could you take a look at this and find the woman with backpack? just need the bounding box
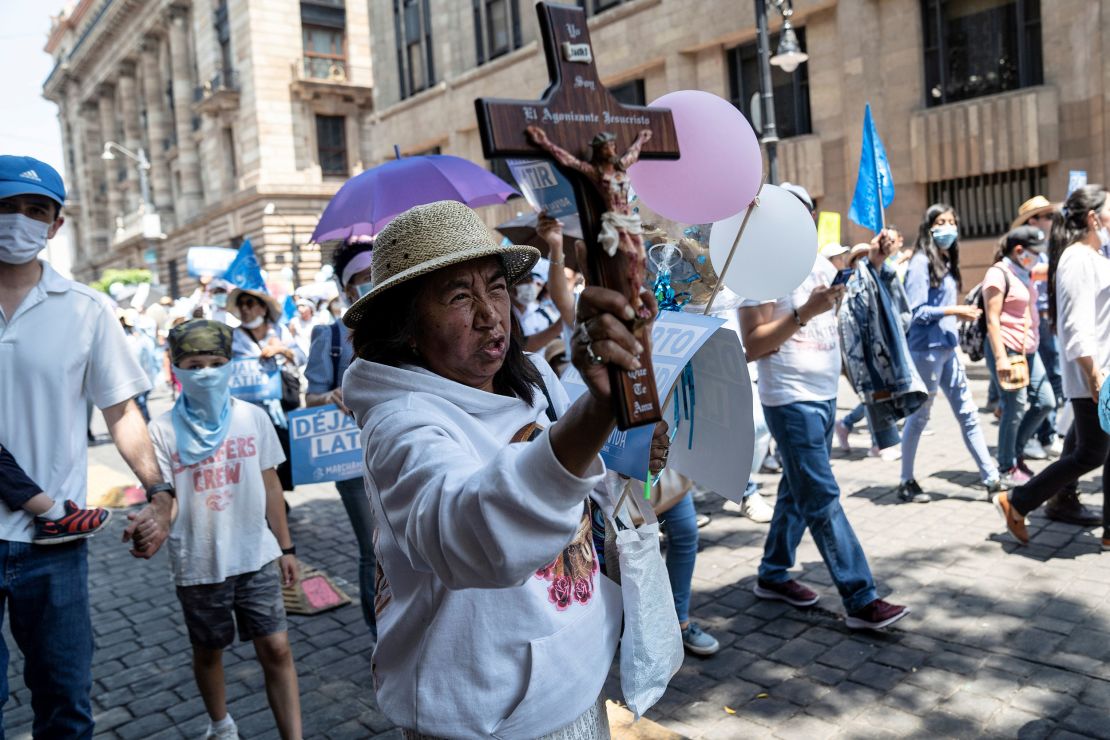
[994,185,1110,548]
[896,204,1002,503]
[983,226,1056,487]
[304,237,378,638]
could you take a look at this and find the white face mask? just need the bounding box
[1097,214,1110,250]
[514,282,539,305]
[0,213,50,265]
[241,315,265,330]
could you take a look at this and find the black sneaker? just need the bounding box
[897,479,931,503]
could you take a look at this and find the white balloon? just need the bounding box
[708,184,818,301]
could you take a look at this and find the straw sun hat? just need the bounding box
[1010,195,1058,231]
[343,200,539,328]
[227,287,283,324]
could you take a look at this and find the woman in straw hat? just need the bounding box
[341,200,667,738]
[228,286,305,491]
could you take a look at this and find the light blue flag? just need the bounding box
[282,295,297,324]
[222,239,266,291]
[848,104,895,233]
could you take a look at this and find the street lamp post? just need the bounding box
[753,0,809,186]
[101,141,153,210]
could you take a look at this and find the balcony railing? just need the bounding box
[112,208,163,249]
[300,56,348,82]
[194,70,240,103]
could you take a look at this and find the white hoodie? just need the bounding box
[343,355,621,739]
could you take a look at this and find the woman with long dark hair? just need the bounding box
[994,185,1110,548]
[896,203,1001,503]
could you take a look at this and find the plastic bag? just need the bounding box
[608,486,684,719]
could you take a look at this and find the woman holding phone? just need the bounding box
[896,204,1002,503]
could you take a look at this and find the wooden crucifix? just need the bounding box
[476,1,679,430]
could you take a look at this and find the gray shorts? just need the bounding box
[176,560,287,649]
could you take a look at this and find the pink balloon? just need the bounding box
[629,90,762,224]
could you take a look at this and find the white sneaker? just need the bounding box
[1045,438,1065,457]
[205,717,239,740]
[1022,439,1048,460]
[834,421,851,452]
[870,444,902,461]
[740,493,774,523]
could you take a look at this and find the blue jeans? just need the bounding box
[841,402,880,448]
[658,493,697,624]
[335,477,377,638]
[0,540,93,738]
[901,349,997,484]
[985,349,1056,470]
[1036,312,1065,444]
[760,400,878,613]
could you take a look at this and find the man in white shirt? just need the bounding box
[740,254,908,631]
[0,155,175,737]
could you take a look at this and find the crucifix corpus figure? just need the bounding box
[526,126,654,321]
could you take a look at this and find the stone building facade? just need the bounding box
[42,0,374,293]
[45,0,1110,291]
[364,0,1110,283]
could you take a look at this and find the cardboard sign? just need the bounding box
[287,404,363,485]
[560,312,733,481]
[282,567,352,616]
[227,358,282,403]
[507,158,583,238]
[817,211,842,251]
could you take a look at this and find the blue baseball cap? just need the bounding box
[0,156,66,208]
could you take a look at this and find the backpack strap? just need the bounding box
[534,374,558,423]
[330,321,343,390]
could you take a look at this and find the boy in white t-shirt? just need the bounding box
[149,320,302,740]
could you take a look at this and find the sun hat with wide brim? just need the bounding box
[227,287,283,324]
[343,200,539,329]
[1010,195,1059,231]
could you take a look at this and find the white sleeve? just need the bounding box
[148,421,175,485]
[86,298,152,410]
[364,409,604,591]
[253,406,286,470]
[1058,260,1099,363]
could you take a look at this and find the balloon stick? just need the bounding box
[704,179,766,315]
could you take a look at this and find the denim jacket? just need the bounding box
[838,257,927,449]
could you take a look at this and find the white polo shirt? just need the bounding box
[0,262,151,543]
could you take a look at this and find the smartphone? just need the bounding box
[831,268,854,287]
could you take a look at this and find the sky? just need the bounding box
[0,0,73,275]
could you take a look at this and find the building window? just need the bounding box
[576,0,624,15]
[301,1,347,80]
[214,0,233,79]
[223,127,238,182]
[922,0,1042,107]
[316,115,348,176]
[609,79,645,106]
[394,0,435,99]
[927,166,1047,239]
[473,0,522,65]
[727,28,812,139]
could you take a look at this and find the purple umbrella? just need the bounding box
[312,154,519,243]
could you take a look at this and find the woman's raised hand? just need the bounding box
[571,286,656,406]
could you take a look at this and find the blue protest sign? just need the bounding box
[507,158,583,237]
[186,247,237,279]
[227,358,282,403]
[1068,170,1088,196]
[561,312,724,479]
[849,103,895,234]
[287,405,363,485]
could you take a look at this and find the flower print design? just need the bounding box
[573,577,592,605]
[534,507,597,611]
[549,575,573,611]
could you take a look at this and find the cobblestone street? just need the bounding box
[5,365,1109,739]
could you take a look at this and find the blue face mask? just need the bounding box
[930,224,959,249]
[212,293,228,309]
[355,281,374,298]
[172,363,234,466]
